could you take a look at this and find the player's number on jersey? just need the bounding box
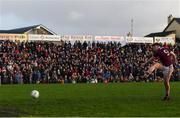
[163,49,170,56]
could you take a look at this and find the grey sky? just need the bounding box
[0,0,179,36]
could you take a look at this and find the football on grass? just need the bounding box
[31,90,39,98]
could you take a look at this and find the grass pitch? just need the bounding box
[0,82,180,117]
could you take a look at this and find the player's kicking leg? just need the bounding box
[144,63,162,78]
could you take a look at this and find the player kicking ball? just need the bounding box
[141,43,177,101]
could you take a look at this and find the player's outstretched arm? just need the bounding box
[170,51,177,64]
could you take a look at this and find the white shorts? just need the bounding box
[162,64,174,77]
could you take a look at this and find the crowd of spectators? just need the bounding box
[0,40,179,84]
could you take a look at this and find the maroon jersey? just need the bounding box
[154,47,173,66]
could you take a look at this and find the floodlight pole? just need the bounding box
[131,19,133,37]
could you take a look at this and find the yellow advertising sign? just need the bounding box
[0,33,28,41]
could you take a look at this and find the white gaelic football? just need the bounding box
[31,90,39,98]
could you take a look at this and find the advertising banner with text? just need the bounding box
[0,33,28,41]
[28,34,61,41]
[126,37,153,43]
[95,36,125,43]
[61,35,93,43]
[154,37,175,45]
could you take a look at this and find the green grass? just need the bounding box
[0,82,180,117]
